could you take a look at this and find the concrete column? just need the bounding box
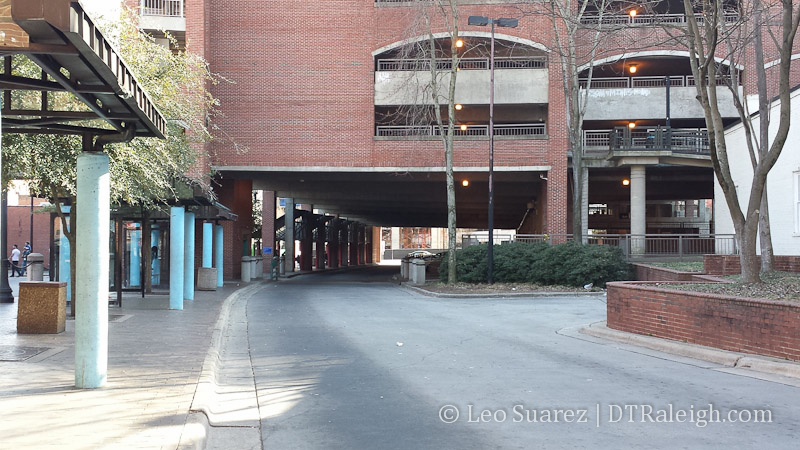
[284,198,295,273]
[74,152,110,389]
[581,168,589,244]
[630,165,647,256]
[184,211,195,300]
[215,224,224,287]
[202,222,213,268]
[391,227,400,257]
[169,207,185,310]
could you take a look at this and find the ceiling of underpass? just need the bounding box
[222,170,547,229]
[588,166,714,202]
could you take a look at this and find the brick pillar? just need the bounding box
[261,191,275,271]
[315,219,325,269]
[341,222,349,267]
[300,216,313,271]
[216,178,253,280]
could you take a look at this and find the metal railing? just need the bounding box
[579,74,737,89]
[376,123,546,137]
[579,12,740,26]
[464,233,738,260]
[141,0,184,17]
[376,56,547,72]
[583,128,709,155]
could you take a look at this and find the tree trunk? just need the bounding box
[758,190,774,272]
[738,216,761,284]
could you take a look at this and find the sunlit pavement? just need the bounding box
[0,275,241,449]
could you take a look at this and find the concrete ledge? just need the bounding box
[403,283,607,299]
[581,321,800,379]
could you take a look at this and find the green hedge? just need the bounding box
[439,241,631,286]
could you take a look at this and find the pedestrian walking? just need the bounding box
[8,244,22,277]
[22,241,31,276]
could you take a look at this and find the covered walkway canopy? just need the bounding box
[1,0,166,389]
[0,0,165,137]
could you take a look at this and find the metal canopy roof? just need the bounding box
[0,0,166,137]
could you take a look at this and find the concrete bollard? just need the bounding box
[410,258,426,285]
[197,267,217,291]
[401,259,409,280]
[26,253,45,281]
[241,256,252,282]
[251,256,263,279]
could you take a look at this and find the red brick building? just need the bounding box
[129,0,794,276]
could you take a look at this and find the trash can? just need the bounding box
[241,256,252,282]
[17,282,67,334]
[26,253,45,281]
[410,258,426,285]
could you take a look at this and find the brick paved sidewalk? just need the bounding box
[0,278,252,450]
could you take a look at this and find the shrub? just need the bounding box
[439,241,631,286]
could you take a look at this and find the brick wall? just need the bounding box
[704,254,800,275]
[5,206,52,271]
[632,263,697,282]
[607,281,800,361]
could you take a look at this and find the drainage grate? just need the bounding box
[0,345,50,362]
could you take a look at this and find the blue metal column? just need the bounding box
[202,222,213,268]
[169,207,185,310]
[74,152,110,388]
[184,211,195,300]
[215,224,224,287]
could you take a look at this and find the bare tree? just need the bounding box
[545,0,614,244]
[381,1,461,283]
[676,0,800,282]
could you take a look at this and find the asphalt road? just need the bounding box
[243,266,800,449]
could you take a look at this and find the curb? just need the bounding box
[402,283,607,299]
[179,282,266,450]
[581,321,800,379]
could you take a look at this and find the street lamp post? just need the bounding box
[468,15,518,284]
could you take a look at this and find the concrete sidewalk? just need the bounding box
[0,276,259,450]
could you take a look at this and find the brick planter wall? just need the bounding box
[632,264,699,282]
[607,282,800,361]
[704,255,800,275]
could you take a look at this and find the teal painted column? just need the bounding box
[129,223,141,287]
[215,224,224,287]
[151,228,161,286]
[59,209,71,302]
[170,206,185,310]
[202,222,213,268]
[184,211,195,301]
[74,152,110,389]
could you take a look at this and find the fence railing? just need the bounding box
[376,56,547,72]
[579,12,740,26]
[141,0,184,17]
[583,128,710,155]
[376,123,546,137]
[579,74,737,89]
[463,233,738,260]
